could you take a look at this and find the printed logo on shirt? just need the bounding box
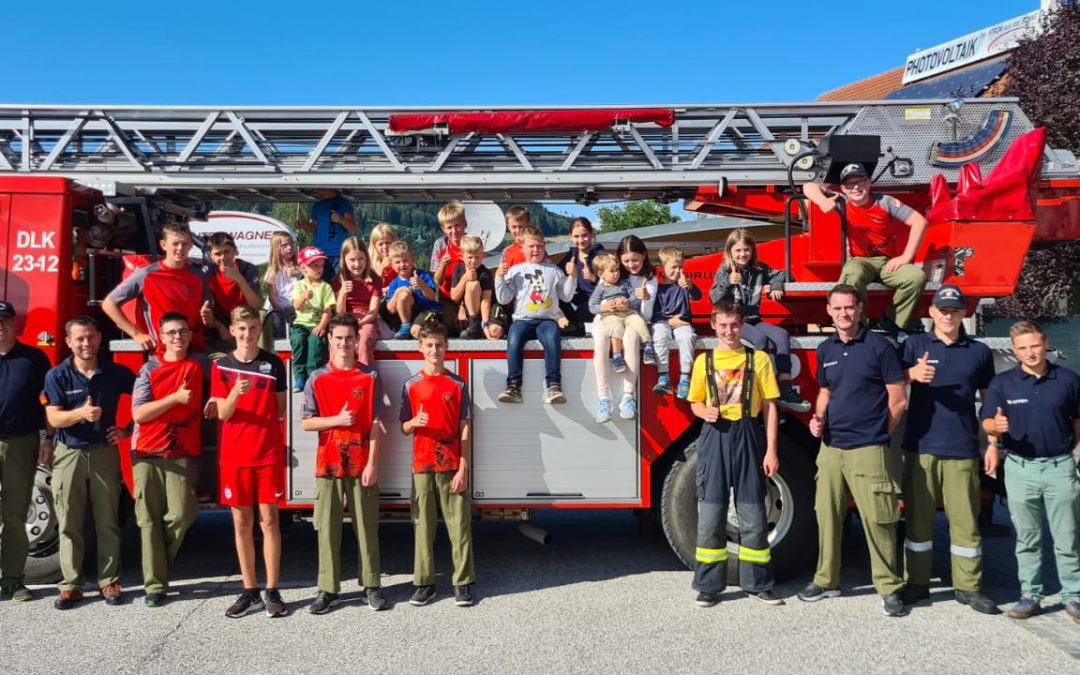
[223,486,233,500]
[65,389,85,396]
[822,361,839,369]
[259,361,272,374]
[1006,398,1029,405]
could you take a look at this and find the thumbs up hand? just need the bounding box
[200,300,215,327]
[172,383,193,406]
[910,351,936,384]
[335,402,355,427]
[413,404,429,429]
[232,375,251,396]
[81,395,103,423]
[993,406,1009,434]
[410,271,421,289]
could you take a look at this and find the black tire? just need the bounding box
[660,427,818,581]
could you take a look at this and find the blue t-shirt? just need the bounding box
[42,357,137,448]
[900,333,995,458]
[981,363,1080,459]
[817,328,905,449]
[310,195,354,258]
[0,341,50,437]
[386,269,440,314]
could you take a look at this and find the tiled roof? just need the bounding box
[817,66,906,101]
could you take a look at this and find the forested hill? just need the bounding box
[213,201,574,248]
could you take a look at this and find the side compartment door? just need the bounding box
[470,358,640,504]
[287,359,457,505]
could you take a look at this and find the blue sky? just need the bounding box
[7,0,1038,219]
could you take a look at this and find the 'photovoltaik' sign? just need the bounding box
[902,9,1043,85]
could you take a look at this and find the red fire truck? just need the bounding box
[2,100,1078,584]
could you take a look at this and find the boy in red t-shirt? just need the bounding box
[130,312,209,607]
[301,314,386,615]
[203,232,264,351]
[500,204,531,269]
[210,306,288,618]
[400,322,475,607]
[103,221,213,353]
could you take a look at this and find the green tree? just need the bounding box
[994,1,1080,318]
[595,200,679,232]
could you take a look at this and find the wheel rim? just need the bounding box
[726,473,795,547]
[26,468,59,557]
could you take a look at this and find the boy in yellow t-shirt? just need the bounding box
[686,300,781,608]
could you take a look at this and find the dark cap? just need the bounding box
[839,163,869,183]
[0,301,14,319]
[932,284,965,310]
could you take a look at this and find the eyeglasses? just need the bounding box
[162,329,193,339]
[841,179,869,190]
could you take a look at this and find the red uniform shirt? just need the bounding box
[207,259,260,321]
[503,241,525,269]
[212,350,287,467]
[107,261,212,352]
[430,236,463,298]
[844,193,916,259]
[399,370,470,473]
[131,355,209,458]
[331,276,383,318]
[301,363,383,478]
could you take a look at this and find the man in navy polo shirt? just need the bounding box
[798,284,909,617]
[982,319,1080,624]
[42,315,136,610]
[0,300,53,602]
[897,286,999,614]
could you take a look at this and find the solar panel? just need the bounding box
[885,56,1010,100]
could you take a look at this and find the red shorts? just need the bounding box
[219,465,285,507]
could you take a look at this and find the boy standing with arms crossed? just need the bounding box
[301,314,386,615]
[130,312,209,607]
[210,306,289,618]
[400,323,475,607]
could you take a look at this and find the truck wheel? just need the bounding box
[20,468,63,584]
[660,430,818,581]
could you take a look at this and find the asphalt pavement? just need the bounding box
[1,501,1077,674]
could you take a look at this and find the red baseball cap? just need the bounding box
[297,246,327,266]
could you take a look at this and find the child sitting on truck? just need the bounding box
[708,229,810,412]
[431,201,467,331]
[385,240,440,340]
[591,235,659,423]
[333,237,382,366]
[450,234,506,339]
[494,226,576,404]
[557,216,605,335]
[588,253,653,376]
[289,246,334,392]
[651,247,702,399]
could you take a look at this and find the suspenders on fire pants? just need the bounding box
[693,349,775,594]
